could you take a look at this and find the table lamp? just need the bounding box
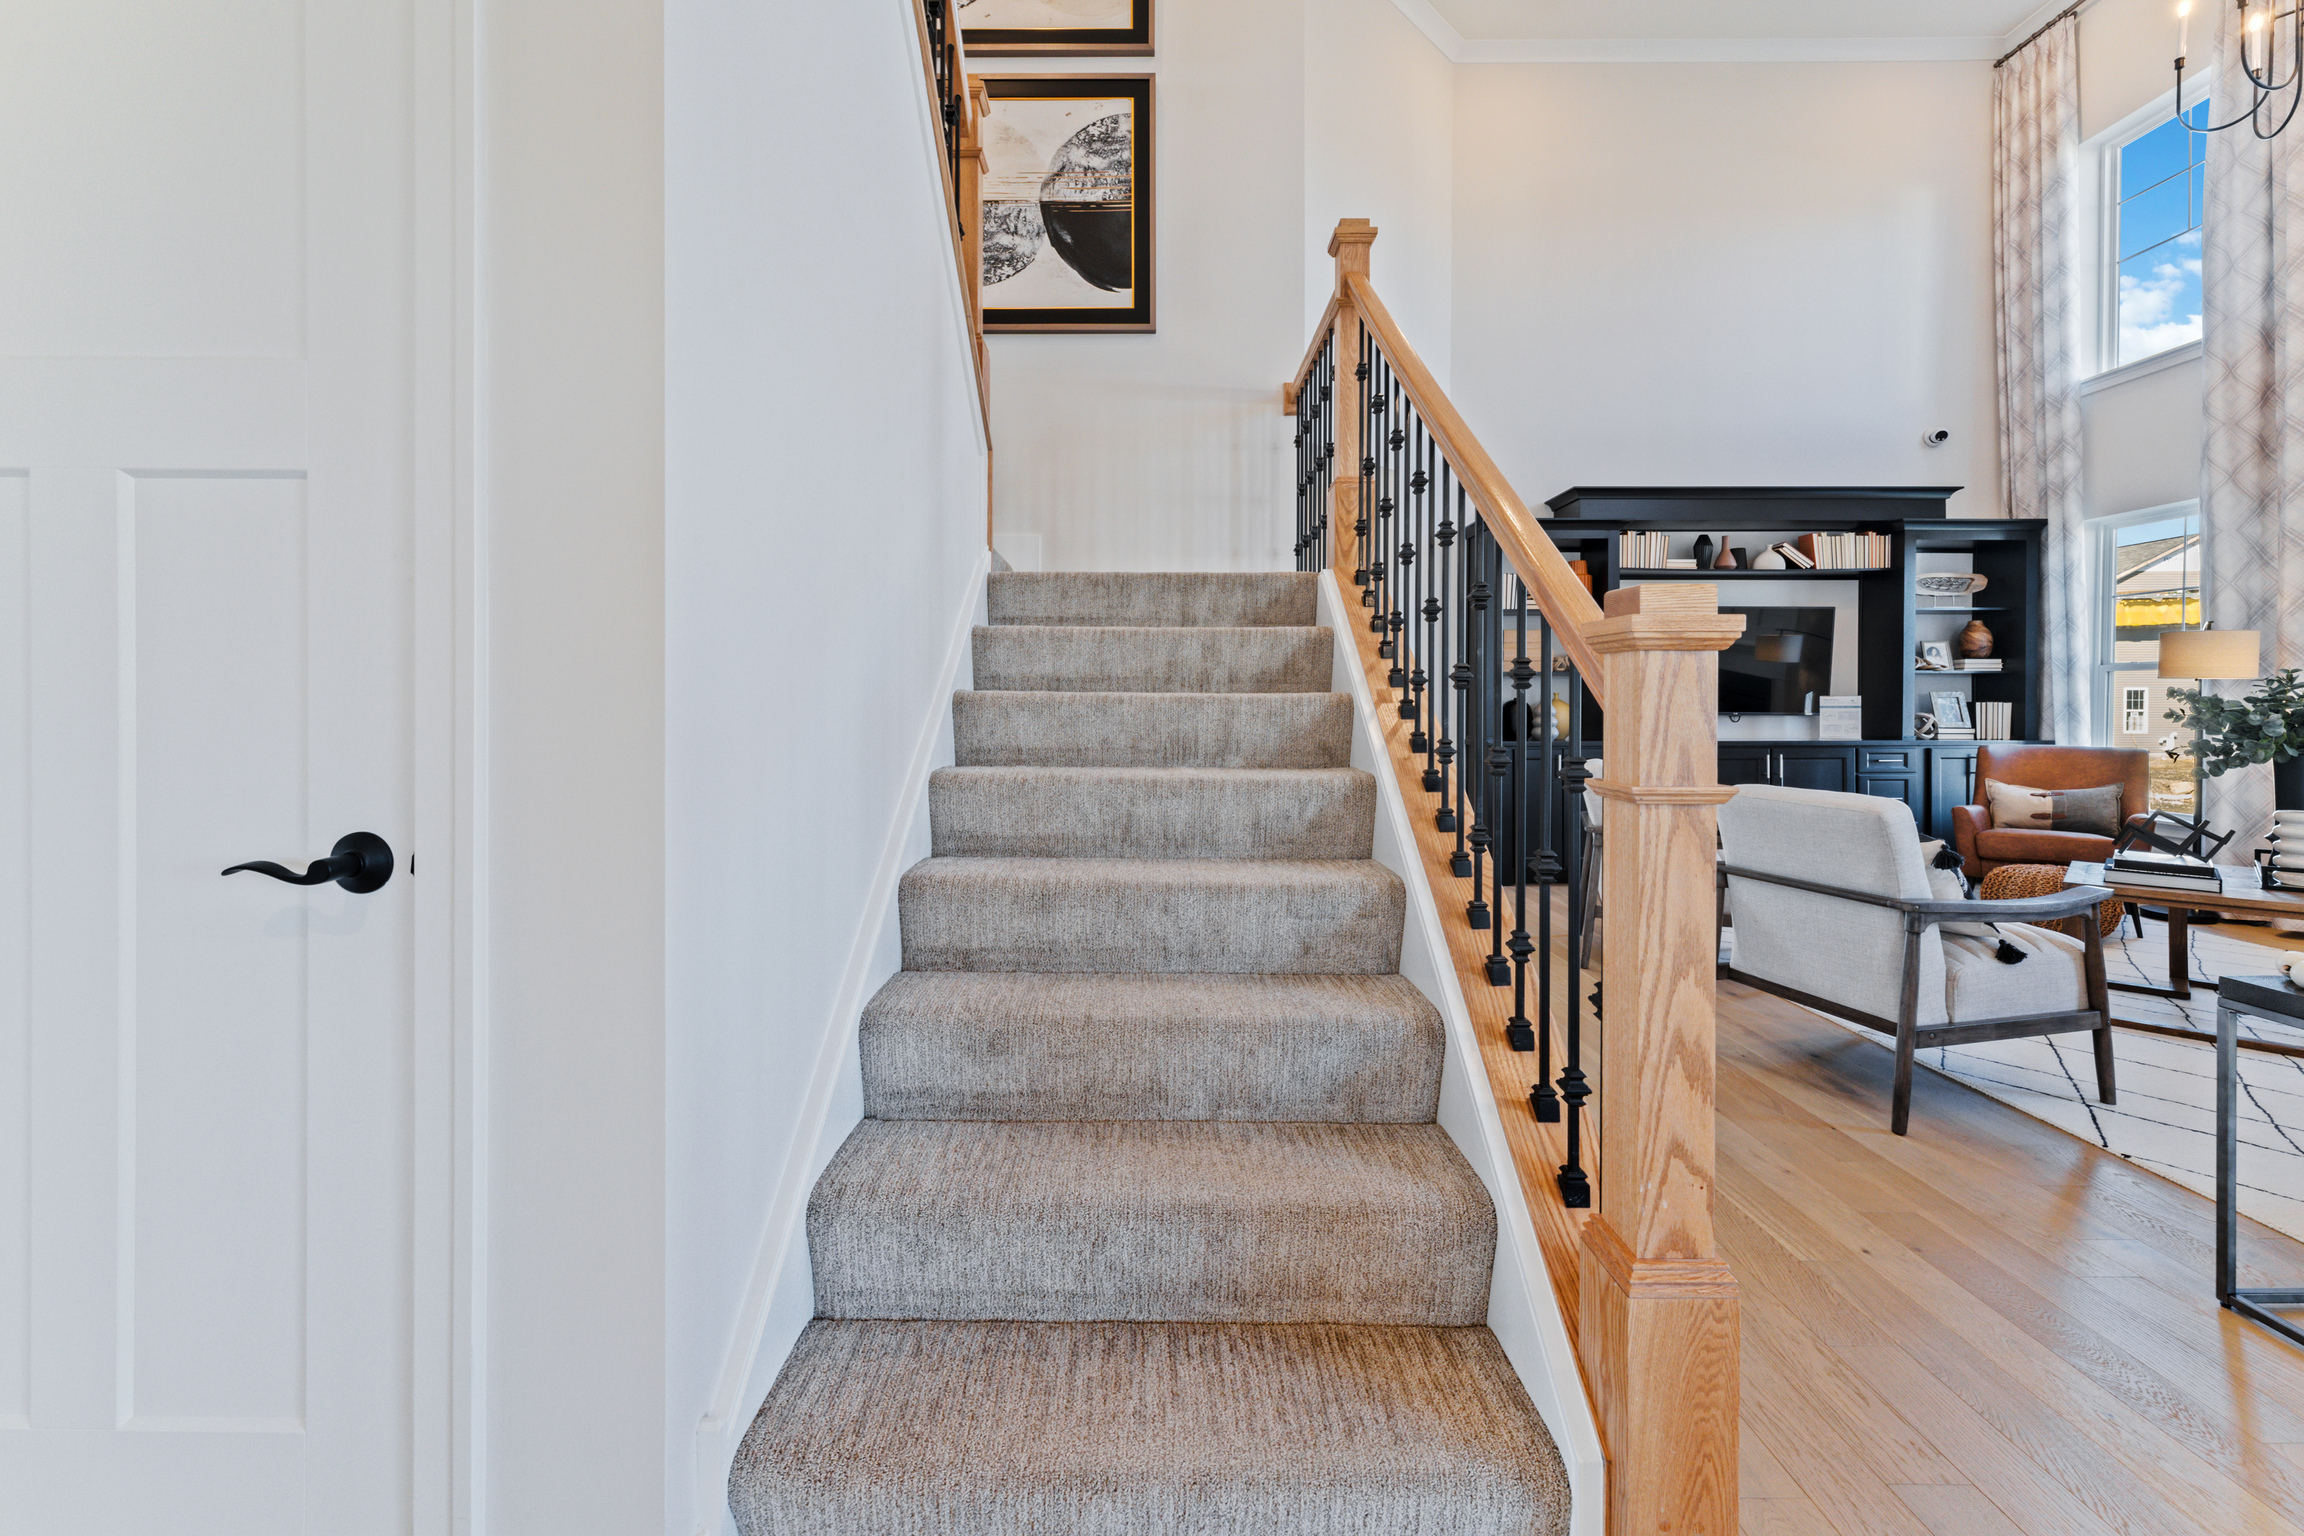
[2159,625,2263,819]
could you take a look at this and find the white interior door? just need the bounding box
[0,3,439,1530]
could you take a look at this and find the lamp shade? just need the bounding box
[2158,627,2262,680]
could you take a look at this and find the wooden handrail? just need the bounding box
[1292,219,1740,1536]
[909,0,993,446]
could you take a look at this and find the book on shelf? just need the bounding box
[1951,659,2002,671]
[1791,531,1890,570]
[1772,540,1815,569]
[2107,851,2221,884]
[1933,725,1976,739]
[1663,557,1699,569]
[1973,701,2013,740]
[1617,530,1674,568]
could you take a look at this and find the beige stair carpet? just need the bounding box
[732,570,1570,1535]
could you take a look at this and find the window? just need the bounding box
[2110,99,2209,368]
[2090,504,2201,814]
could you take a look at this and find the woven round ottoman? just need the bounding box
[1979,862,2125,941]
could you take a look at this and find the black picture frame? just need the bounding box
[962,0,1152,56]
[979,75,1155,334]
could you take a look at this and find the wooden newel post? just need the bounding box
[1581,582,1745,1536]
[1327,219,1375,582]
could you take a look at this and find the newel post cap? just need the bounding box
[1326,218,1378,259]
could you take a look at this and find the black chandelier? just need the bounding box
[2176,0,2303,139]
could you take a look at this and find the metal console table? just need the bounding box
[2216,974,2304,1348]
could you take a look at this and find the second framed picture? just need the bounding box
[961,0,1153,56]
[979,75,1154,333]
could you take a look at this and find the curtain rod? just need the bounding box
[1996,0,2090,68]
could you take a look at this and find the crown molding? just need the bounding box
[1389,0,2015,64]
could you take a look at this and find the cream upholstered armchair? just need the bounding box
[1717,784,2117,1135]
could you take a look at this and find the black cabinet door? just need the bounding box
[1927,748,1980,840]
[1719,746,1773,787]
[1859,773,1920,818]
[1778,747,1851,794]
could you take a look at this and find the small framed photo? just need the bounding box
[1930,690,1971,729]
[1918,641,1952,671]
[962,0,1153,56]
[980,75,1155,333]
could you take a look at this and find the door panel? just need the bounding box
[1858,774,1919,817]
[1719,747,1772,787]
[0,2,425,1528]
[1779,749,1851,794]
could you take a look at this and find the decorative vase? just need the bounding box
[1752,547,1787,571]
[1714,545,1740,571]
[1957,618,1994,658]
[1730,547,1751,570]
[2277,754,2304,811]
[1692,535,1714,570]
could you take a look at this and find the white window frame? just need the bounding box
[2122,686,2148,735]
[2081,82,2213,380]
[2088,499,2201,747]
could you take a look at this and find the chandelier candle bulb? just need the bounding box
[2179,0,2189,57]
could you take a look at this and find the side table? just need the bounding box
[2216,975,2304,1348]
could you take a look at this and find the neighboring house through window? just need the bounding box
[2123,686,2148,736]
[2090,504,2201,814]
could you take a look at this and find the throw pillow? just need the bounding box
[1981,779,2123,839]
[1917,839,1995,939]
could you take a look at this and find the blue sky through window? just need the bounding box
[2115,99,2209,366]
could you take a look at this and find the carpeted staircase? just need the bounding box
[731,571,1572,1534]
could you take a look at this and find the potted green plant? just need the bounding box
[2165,667,2304,810]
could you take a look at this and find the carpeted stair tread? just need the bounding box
[952,689,1352,768]
[930,765,1375,859]
[810,1119,1496,1324]
[899,856,1404,974]
[859,972,1442,1122]
[988,570,1318,628]
[731,1318,1571,1536]
[973,624,1332,694]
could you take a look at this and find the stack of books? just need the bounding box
[1951,658,2002,672]
[2270,810,2304,885]
[1618,531,1672,567]
[1780,532,1890,570]
[2105,849,2225,893]
[1973,701,2013,740]
[1934,718,1976,740]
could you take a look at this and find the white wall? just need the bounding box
[664,3,991,1536]
[1307,0,1456,380]
[1449,61,2000,519]
[478,1,667,1531]
[986,0,1306,572]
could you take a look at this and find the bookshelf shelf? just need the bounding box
[1617,567,1888,578]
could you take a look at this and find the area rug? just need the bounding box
[1800,915,2304,1243]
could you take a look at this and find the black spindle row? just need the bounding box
[1293,331,1596,1210]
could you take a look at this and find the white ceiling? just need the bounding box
[1399,0,2072,61]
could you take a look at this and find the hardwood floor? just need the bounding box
[1718,980,2304,1536]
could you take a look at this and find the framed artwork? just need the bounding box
[961,0,1153,57]
[1930,691,1972,729]
[979,75,1154,333]
[1918,641,1952,671]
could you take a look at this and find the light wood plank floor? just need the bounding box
[1719,980,2304,1536]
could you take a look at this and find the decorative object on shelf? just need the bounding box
[2166,661,2304,809]
[962,0,1153,56]
[1918,641,1953,670]
[1692,534,1714,570]
[1975,701,2014,740]
[980,75,1155,333]
[1931,690,1973,730]
[1818,695,1863,741]
[1751,546,1786,570]
[1916,712,1940,739]
[1957,617,1995,657]
[1713,544,1741,570]
[1916,572,1990,606]
[1730,547,1751,571]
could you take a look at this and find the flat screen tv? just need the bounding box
[1719,606,1834,715]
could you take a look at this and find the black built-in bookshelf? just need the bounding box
[1542,487,2045,838]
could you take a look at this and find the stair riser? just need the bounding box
[929,768,1375,860]
[899,861,1405,974]
[809,1124,1496,1326]
[973,626,1333,694]
[952,690,1352,769]
[989,570,1318,628]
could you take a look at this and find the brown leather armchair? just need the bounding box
[1951,744,2150,878]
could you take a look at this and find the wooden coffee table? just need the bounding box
[2065,860,2304,1059]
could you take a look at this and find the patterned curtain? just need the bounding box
[2201,2,2304,840]
[1993,18,2089,745]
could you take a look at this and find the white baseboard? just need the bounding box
[688,548,990,1535]
[1318,571,1607,1536]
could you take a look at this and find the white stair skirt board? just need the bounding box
[1317,572,1607,1536]
[1759,915,2304,1243]
[689,548,991,1535]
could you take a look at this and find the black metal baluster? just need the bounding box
[1505,589,1536,1040]
[1431,464,1456,807]
[1354,327,1372,593]
[1401,407,1425,737]
[1558,658,1592,1205]
[1318,340,1334,569]
[1384,366,1407,689]
[1479,538,1506,971]
[1530,618,1562,1114]
[1448,485,1473,868]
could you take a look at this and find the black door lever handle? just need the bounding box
[223,831,394,894]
